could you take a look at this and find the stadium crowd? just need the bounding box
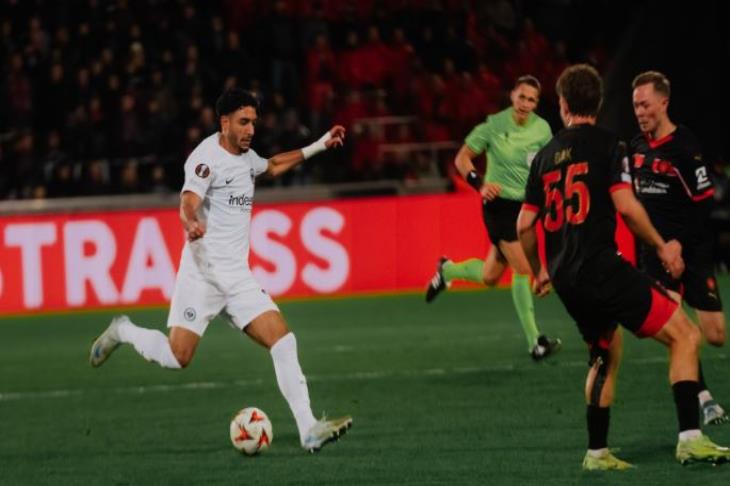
[1,0,618,199]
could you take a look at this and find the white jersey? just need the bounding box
[180,133,268,278]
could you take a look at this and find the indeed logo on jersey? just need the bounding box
[229,194,254,210]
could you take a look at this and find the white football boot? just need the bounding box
[89,315,128,367]
[702,400,729,426]
[302,415,353,453]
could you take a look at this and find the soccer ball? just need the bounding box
[229,407,273,455]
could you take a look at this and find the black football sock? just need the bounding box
[587,405,610,450]
[672,380,701,432]
[698,360,708,393]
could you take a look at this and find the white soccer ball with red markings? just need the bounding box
[229,407,273,455]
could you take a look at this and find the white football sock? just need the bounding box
[698,390,713,405]
[117,319,181,369]
[270,333,317,442]
[678,429,702,441]
[587,448,608,458]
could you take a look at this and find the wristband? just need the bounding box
[466,170,482,192]
[301,131,333,160]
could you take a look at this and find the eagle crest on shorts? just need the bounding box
[195,163,210,178]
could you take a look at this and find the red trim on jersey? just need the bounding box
[636,287,678,338]
[692,188,715,202]
[597,336,611,350]
[646,133,674,149]
[671,167,714,202]
[609,182,632,193]
[521,203,539,213]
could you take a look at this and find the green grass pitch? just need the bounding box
[2,279,730,485]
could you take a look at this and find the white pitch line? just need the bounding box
[0,354,726,402]
[0,389,84,401]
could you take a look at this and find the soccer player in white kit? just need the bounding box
[89,88,351,453]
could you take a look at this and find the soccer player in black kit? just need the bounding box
[516,64,730,470]
[631,71,727,425]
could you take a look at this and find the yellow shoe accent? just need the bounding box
[582,450,634,471]
[676,434,730,465]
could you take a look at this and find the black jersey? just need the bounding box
[524,124,631,285]
[629,125,714,242]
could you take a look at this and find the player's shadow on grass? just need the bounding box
[618,443,675,466]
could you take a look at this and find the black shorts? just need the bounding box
[482,197,522,244]
[639,239,723,312]
[553,251,679,346]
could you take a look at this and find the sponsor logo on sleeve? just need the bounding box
[195,164,210,178]
[695,166,711,190]
[621,156,632,183]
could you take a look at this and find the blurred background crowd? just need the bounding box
[0,0,728,218]
[0,0,625,199]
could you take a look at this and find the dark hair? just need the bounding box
[514,75,541,93]
[215,88,260,117]
[632,71,671,98]
[555,64,603,117]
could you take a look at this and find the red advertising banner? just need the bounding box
[0,193,635,314]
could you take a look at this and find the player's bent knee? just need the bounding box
[483,275,500,286]
[246,311,290,349]
[168,326,200,368]
[699,313,726,347]
[168,339,195,368]
[481,262,501,287]
[678,323,702,352]
[663,310,700,347]
[689,323,702,347]
[263,320,289,348]
[170,345,194,368]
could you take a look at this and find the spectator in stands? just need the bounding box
[0,0,616,199]
[47,162,76,198]
[117,158,143,194]
[41,130,68,184]
[80,159,111,197]
[265,0,299,102]
[148,164,172,194]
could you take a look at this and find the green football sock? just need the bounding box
[511,273,540,350]
[442,259,484,284]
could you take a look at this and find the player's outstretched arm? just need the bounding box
[180,190,205,241]
[265,125,345,178]
[611,187,684,278]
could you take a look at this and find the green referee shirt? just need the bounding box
[465,107,552,201]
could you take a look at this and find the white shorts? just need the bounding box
[167,261,279,336]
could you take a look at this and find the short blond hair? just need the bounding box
[632,71,671,98]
